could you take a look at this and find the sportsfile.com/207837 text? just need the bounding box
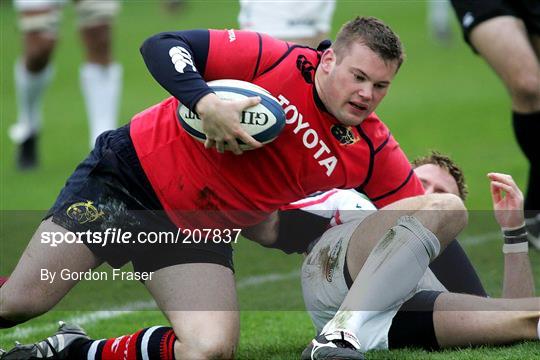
[40,227,242,247]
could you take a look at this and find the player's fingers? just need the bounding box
[489,173,522,197]
[239,96,261,110]
[490,182,502,203]
[237,129,262,149]
[488,173,516,195]
[205,139,216,149]
[487,173,514,187]
[226,137,243,155]
[491,180,513,195]
[216,140,225,154]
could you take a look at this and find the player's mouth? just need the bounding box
[348,102,368,112]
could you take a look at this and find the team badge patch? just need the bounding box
[66,200,104,224]
[331,124,359,145]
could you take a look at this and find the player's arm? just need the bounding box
[488,172,535,298]
[247,190,375,254]
[140,30,262,154]
[243,209,331,252]
[242,211,280,246]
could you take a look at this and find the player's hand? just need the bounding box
[195,93,263,155]
[488,172,525,229]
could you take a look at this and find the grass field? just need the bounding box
[1,1,539,359]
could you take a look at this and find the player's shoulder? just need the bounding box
[210,29,289,50]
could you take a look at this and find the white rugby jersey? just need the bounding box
[286,189,377,227]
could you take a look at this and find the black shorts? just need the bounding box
[451,0,540,49]
[45,125,234,274]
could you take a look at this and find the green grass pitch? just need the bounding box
[1,1,539,359]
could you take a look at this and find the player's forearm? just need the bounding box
[242,211,279,246]
[500,224,534,297]
[140,30,214,111]
[503,253,535,298]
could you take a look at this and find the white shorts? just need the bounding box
[14,0,120,32]
[238,0,336,39]
[301,219,447,352]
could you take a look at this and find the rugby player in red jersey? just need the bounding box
[0,17,465,360]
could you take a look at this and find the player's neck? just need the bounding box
[313,71,329,111]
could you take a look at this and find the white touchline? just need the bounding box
[460,231,500,247]
[1,270,300,342]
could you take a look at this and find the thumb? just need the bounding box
[240,96,261,109]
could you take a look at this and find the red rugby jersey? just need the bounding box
[131,30,423,229]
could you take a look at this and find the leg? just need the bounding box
[145,263,239,359]
[0,218,102,326]
[433,292,540,347]
[302,194,466,356]
[470,17,540,217]
[531,34,540,61]
[521,33,540,249]
[470,17,540,113]
[76,0,122,146]
[429,240,487,296]
[346,193,467,279]
[10,6,60,169]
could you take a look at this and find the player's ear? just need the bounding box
[320,48,336,73]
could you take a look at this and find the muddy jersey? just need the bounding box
[131,29,423,229]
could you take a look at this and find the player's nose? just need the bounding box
[357,83,373,101]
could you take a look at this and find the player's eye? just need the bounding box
[354,74,365,81]
[375,83,388,90]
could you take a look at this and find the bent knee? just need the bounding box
[426,193,466,212]
[0,289,46,322]
[425,193,468,230]
[510,74,540,111]
[24,33,56,72]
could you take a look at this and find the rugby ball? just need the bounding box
[178,79,286,150]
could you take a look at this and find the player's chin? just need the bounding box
[338,113,366,126]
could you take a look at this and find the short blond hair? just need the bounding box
[412,151,468,200]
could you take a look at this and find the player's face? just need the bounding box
[318,42,398,126]
[414,164,460,197]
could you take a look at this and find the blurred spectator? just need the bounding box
[238,0,336,48]
[10,0,122,169]
[428,0,453,44]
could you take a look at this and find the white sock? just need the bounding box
[10,60,54,143]
[321,216,440,346]
[537,317,539,340]
[80,62,122,147]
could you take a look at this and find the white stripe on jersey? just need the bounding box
[289,189,376,226]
